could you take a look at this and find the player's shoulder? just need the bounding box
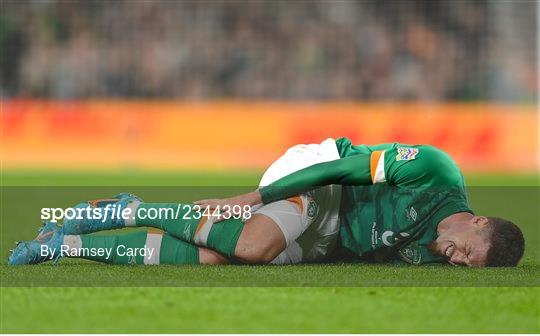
[386,143,464,187]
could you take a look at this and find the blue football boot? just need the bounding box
[62,193,143,234]
[8,221,64,265]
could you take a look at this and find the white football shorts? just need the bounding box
[254,138,342,264]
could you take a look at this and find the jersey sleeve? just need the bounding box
[259,154,372,204]
[376,145,464,188]
[259,144,464,204]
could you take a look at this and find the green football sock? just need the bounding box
[63,230,200,265]
[133,203,244,257]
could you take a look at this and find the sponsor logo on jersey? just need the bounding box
[396,147,419,161]
[371,222,378,248]
[405,206,418,222]
[381,230,410,246]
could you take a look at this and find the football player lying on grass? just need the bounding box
[9,138,524,267]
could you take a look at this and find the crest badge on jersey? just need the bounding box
[398,246,422,265]
[306,199,319,220]
[396,147,419,161]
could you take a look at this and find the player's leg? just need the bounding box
[235,196,309,264]
[249,137,342,264]
[60,196,282,263]
[128,204,289,263]
[165,138,342,263]
[63,230,227,265]
[259,138,340,186]
[129,137,341,263]
[58,138,340,264]
[8,221,227,265]
[233,213,287,263]
[62,193,144,234]
[11,198,327,266]
[239,187,341,265]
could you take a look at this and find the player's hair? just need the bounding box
[485,217,525,267]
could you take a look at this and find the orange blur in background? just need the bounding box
[2,100,537,173]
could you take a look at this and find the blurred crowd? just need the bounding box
[1,0,537,101]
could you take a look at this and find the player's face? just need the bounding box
[429,216,491,267]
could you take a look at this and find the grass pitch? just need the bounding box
[1,171,539,333]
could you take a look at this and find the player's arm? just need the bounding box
[258,153,375,203]
[195,153,376,209]
[257,145,463,204]
[196,145,462,209]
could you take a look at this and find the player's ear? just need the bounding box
[472,216,489,228]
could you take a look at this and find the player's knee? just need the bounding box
[200,248,228,265]
[234,214,287,264]
[235,236,284,264]
[236,245,278,264]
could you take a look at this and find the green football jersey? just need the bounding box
[259,137,473,265]
[334,138,472,264]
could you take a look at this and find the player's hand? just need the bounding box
[194,190,262,222]
[195,190,262,209]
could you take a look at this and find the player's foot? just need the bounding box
[62,193,143,234]
[8,221,64,265]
